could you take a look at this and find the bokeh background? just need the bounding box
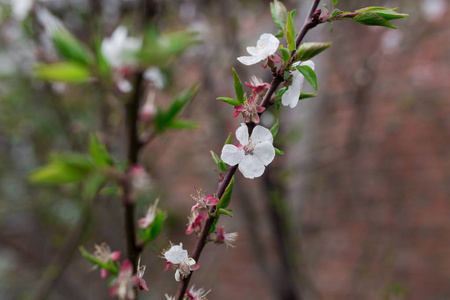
[0,0,449,299]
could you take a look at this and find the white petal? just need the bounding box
[246,46,258,56]
[257,33,279,57]
[175,269,181,281]
[117,79,132,93]
[111,26,128,45]
[187,258,196,266]
[235,123,249,145]
[301,60,315,70]
[237,55,263,66]
[144,67,165,89]
[165,246,188,264]
[238,155,265,179]
[221,145,244,166]
[251,125,273,144]
[281,70,303,108]
[254,142,275,166]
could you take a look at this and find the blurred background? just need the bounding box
[0,0,449,299]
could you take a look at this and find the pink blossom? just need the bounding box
[186,210,203,235]
[185,285,210,300]
[92,243,121,278]
[215,226,239,248]
[109,260,140,300]
[245,76,270,96]
[138,201,158,229]
[233,95,265,124]
[190,190,219,219]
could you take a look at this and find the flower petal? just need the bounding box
[235,123,249,145]
[254,141,275,166]
[251,125,273,144]
[175,269,181,281]
[238,155,265,179]
[246,46,258,56]
[257,33,280,57]
[164,245,188,264]
[237,55,264,66]
[221,145,244,166]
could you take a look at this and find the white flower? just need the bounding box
[237,33,279,66]
[165,294,175,300]
[101,26,142,68]
[164,243,199,281]
[10,0,33,21]
[281,60,315,108]
[143,67,165,89]
[221,123,275,179]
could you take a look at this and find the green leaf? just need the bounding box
[52,30,93,66]
[332,0,338,6]
[297,42,331,61]
[82,174,106,200]
[217,97,241,107]
[280,47,290,63]
[286,10,296,52]
[218,176,234,209]
[275,147,284,155]
[270,0,288,31]
[89,134,113,166]
[270,119,279,139]
[101,187,119,196]
[352,11,396,29]
[29,153,94,185]
[139,28,200,67]
[34,62,91,83]
[299,93,318,99]
[331,8,345,18]
[232,68,245,104]
[165,120,199,130]
[209,217,219,234]
[79,246,119,274]
[284,71,291,81]
[296,65,318,91]
[210,150,226,172]
[141,212,165,243]
[225,132,232,145]
[217,208,233,217]
[93,39,111,77]
[355,7,408,21]
[154,85,198,133]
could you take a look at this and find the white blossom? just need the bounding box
[281,60,315,108]
[221,124,275,179]
[237,33,279,66]
[143,67,165,89]
[10,0,33,21]
[164,243,199,281]
[101,26,142,68]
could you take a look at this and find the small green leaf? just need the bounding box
[52,30,93,66]
[332,0,338,6]
[299,93,318,100]
[101,187,119,196]
[296,65,318,91]
[225,132,232,145]
[232,68,245,104]
[211,150,227,172]
[89,134,113,166]
[217,208,233,217]
[270,119,279,139]
[218,176,234,209]
[29,153,94,185]
[217,97,241,107]
[297,42,331,61]
[280,47,290,63]
[34,62,91,83]
[270,0,288,31]
[142,212,165,243]
[286,10,296,52]
[355,7,408,21]
[275,147,284,155]
[79,246,119,274]
[352,11,396,29]
[165,120,199,130]
[331,8,345,18]
[209,217,219,234]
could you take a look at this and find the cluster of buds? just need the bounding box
[163,243,199,281]
[186,190,219,235]
[233,76,268,124]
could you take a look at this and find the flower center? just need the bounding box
[243,138,257,155]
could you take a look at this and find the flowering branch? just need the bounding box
[174,1,324,298]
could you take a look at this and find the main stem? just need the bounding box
[123,71,144,270]
[175,1,322,298]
